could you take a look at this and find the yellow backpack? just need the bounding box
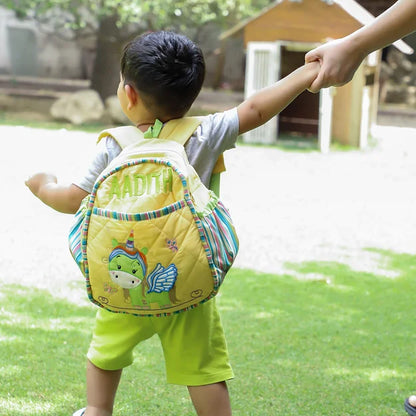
[69,117,239,316]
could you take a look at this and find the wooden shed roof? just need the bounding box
[221,0,412,54]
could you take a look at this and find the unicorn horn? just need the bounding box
[126,230,135,250]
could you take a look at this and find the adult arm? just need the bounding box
[305,0,416,92]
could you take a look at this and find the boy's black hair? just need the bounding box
[120,31,205,119]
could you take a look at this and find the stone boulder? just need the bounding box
[383,84,410,104]
[407,86,416,107]
[386,48,413,72]
[50,89,105,124]
[105,95,130,125]
[380,48,416,107]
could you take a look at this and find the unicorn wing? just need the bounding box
[147,263,177,293]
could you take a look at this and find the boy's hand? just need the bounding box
[304,61,321,92]
[25,172,57,197]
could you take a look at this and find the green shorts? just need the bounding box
[87,298,234,386]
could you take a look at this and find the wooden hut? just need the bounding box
[220,0,412,151]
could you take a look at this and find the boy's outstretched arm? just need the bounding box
[26,172,88,214]
[237,62,319,135]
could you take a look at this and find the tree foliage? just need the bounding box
[1,0,272,97]
[1,0,272,38]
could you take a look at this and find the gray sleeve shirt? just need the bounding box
[74,107,239,193]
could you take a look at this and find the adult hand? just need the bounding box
[305,37,367,92]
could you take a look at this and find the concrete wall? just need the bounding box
[0,8,14,74]
[0,7,255,88]
[0,6,86,78]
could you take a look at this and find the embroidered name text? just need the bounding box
[110,167,173,198]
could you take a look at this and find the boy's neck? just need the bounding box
[136,122,154,132]
[136,116,180,132]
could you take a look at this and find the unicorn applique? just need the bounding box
[108,230,178,308]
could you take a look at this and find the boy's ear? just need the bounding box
[125,84,138,110]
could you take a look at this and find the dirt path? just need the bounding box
[1,123,415,303]
[222,124,416,278]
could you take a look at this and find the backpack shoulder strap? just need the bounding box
[160,117,224,196]
[159,117,201,145]
[97,118,201,149]
[97,126,144,149]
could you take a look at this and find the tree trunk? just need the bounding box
[90,15,125,100]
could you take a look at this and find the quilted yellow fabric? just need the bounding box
[81,118,235,316]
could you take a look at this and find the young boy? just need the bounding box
[26,31,319,416]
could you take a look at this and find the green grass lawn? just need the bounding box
[1,248,416,415]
